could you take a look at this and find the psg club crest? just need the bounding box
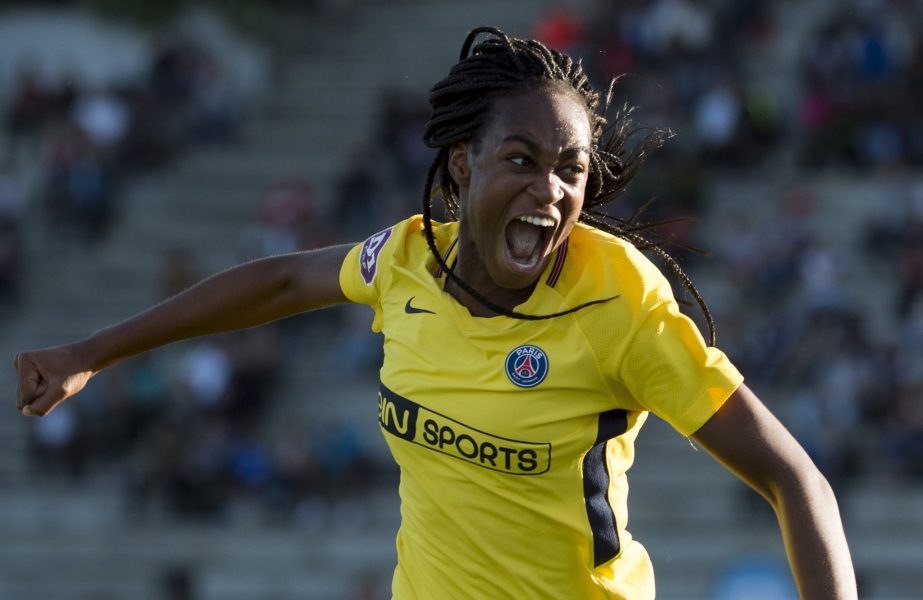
[360,227,393,285]
[505,345,549,388]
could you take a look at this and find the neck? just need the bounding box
[447,234,535,317]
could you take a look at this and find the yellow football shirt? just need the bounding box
[340,215,743,599]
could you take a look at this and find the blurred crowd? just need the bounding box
[706,175,923,493]
[1,31,241,316]
[33,325,379,524]
[31,232,384,526]
[546,0,782,168]
[8,33,238,241]
[799,3,923,168]
[3,0,923,532]
[3,20,389,529]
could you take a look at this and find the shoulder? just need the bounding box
[341,215,449,315]
[564,223,672,309]
[349,215,456,283]
[372,215,455,269]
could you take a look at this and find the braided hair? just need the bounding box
[420,27,716,345]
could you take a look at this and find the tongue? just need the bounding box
[505,220,542,261]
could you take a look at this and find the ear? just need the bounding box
[447,142,471,187]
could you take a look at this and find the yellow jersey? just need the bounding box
[339,215,743,599]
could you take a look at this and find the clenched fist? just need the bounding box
[13,346,94,417]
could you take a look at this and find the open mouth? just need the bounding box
[504,215,556,273]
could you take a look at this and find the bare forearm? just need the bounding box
[78,245,351,372]
[773,472,857,599]
[692,386,857,599]
[14,244,353,417]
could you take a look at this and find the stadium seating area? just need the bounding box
[1,0,922,598]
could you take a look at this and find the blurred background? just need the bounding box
[0,0,921,598]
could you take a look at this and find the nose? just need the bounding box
[530,171,565,205]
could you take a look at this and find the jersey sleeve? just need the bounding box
[617,255,743,436]
[339,220,408,333]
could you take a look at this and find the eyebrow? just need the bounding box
[501,134,590,158]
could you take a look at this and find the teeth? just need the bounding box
[516,215,555,227]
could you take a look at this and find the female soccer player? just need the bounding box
[14,28,856,599]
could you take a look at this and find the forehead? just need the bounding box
[480,89,592,149]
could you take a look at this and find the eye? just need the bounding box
[509,155,533,167]
[559,164,586,180]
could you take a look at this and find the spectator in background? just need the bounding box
[117,84,175,172]
[642,0,714,59]
[377,90,430,192]
[224,326,282,426]
[30,401,85,478]
[334,145,379,239]
[0,216,22,307]
[42,120,115,242]
[253,178,317,256]
[119,354,172,445]
[157,566,196,600]
[531,5,585,54]
[798,4,920,167]
[72,88,130,156]
[0,161,25,306]
[693,76,744,165]
[47,73,81,122]
[270,422,322,512]
[798,238,846,312]
[351,570,386,600]
[5,65,49,159]
[177,340,233,412]
[148,35,195,112]
[168,412,232,518]
[883,383,923,481]
[188,51,237,144]
[897,223,923,318]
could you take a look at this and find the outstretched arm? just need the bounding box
[690,384,857,600]
[14,244,353,416]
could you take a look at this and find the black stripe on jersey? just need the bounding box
[582,409,628,567]
[544,238,568,287]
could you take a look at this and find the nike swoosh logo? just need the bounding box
[405,296,435,315]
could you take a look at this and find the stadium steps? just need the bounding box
[0,487,399,600]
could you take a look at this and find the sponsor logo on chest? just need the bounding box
[378,384,551,475]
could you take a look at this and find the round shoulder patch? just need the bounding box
[505,345,549,388]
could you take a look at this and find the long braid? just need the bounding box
[421,27,717,344]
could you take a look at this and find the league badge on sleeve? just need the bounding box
[360,226,393,285]
[505,345,549,388]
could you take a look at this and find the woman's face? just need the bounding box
[450,88,592,296]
